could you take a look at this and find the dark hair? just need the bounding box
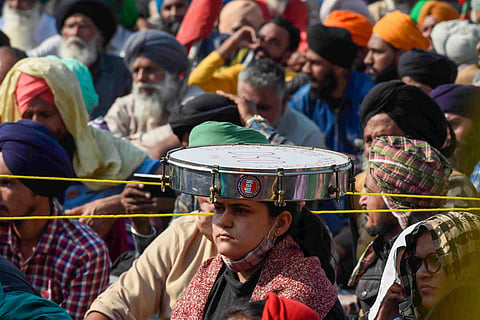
[265,202,336,284]
[259,17,300,52]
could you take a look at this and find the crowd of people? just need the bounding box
[0,0,479,319]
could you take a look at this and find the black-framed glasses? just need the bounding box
[405,252,442,274]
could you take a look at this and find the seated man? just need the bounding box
[0,120,110,320]
[29,0,131,118]
[104,30,202,152]
[365,11,429,84]
[236,58,325,147]
[289,23,374,157]
[188,17,299,94]
[0,57,172,262]
[349,135,452,317]
[0,0,56,50]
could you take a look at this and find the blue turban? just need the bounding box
[123,30,188,75]
[0,120,74,197]
[430,84,480,119]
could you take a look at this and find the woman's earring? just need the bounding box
[275,230,280,236]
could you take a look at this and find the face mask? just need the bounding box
[221,218,278,273]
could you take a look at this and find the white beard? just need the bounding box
[132,75,180,129]
[2,1,41,50]
[58,36,98,67]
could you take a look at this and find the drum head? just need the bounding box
[166,144,352,202]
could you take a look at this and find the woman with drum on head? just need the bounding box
[170,121,349,319]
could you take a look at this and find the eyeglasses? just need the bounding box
[405,252,442,274]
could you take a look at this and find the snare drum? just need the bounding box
[163,144,353,206]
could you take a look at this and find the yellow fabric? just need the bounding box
[373,10,430,51]
[0,57,147,190]
[188,51,297,94]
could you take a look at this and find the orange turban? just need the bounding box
[417,1,459,30]
[373,10,430,51]
[325,10,373,47]
[15,72,55,116]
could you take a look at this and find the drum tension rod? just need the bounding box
[348,158,355,193]
[210,166,220,203]
[328,165,341,202]
[274,168,286,207]
[160,157,169,192]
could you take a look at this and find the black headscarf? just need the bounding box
[0,120,74,197]
[55,0,117,45]
[307,23,358,69]
[169,93,242,140]
[398,48,457,89]
[360,80,450,154]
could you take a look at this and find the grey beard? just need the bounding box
[132,77,180,128]
[2,2,42,50]
[58,36,98,67]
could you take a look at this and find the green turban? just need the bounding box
[410,0,430,23]
[47,56,99,114]
[189,121,269,146]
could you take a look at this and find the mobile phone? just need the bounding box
[133,173,176,198]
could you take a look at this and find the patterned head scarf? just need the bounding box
[402,211,480,317]
[369,136,452,229]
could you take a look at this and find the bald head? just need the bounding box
[0,46,26,83]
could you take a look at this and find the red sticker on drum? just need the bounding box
[237,176,261,198]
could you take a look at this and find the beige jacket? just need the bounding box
[86,215,217,319]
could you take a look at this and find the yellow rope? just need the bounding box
[0,173,477,220]
[0,207,478,220]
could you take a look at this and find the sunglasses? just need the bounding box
[405,252,442,274]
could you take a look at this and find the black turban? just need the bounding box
[430,84,480,119]
[55,0,117,45]
[360,80,448,151]
[398,48,457,89]
[123,30,188,75]
[169,93,242,139]
[307,23,359,69]
[0,120,74,197]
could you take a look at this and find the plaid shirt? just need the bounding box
[0,200,111,320]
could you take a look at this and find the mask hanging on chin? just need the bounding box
[221,219,278,273]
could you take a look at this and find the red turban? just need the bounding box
[262,292,321,320]
[15,72,55,116]
[325,10,373,47]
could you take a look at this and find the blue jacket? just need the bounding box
[289,71,374,157]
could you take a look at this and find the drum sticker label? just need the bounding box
[237,176,261,198]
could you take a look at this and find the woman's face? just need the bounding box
[212,198,276,260]
[414,231,451,310]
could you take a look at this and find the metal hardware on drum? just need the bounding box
[163,144,354,204]
[210,166,220,203]
[274,168,286,207]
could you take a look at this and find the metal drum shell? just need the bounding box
[165,144,353,202]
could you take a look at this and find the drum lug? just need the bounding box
[348,157,355,193]
[210,167,220,203]
[328,166,341,202]
[274,168,286,207]
[160,157,169,192]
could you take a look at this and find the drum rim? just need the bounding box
[165,143,353,174]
